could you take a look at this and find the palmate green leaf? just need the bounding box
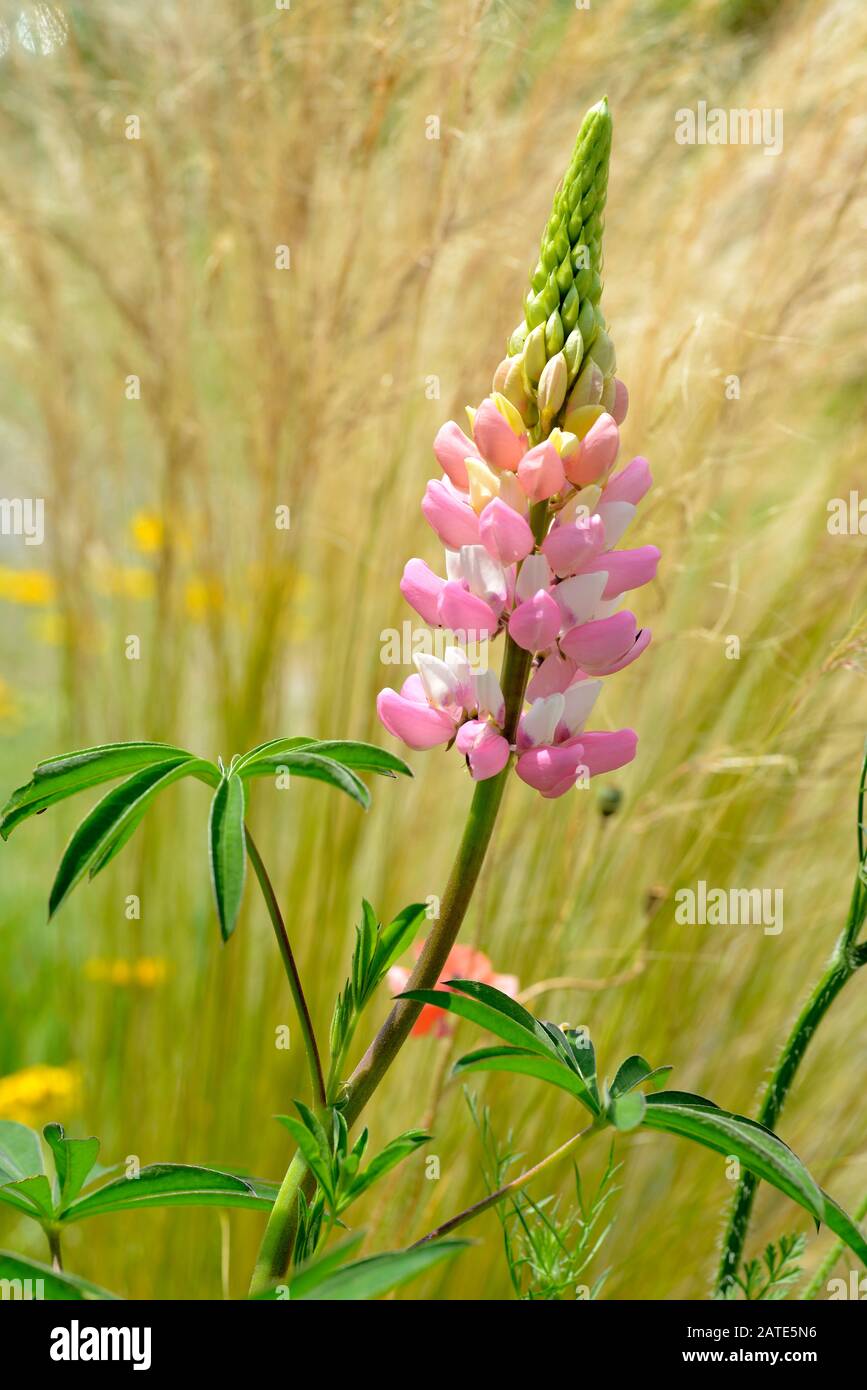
[0,1250,122,1300]
[293,1240,469,1301]
[241,750,371,809]
[452,1045,596,1110]
[4,1174,55,1219]
[822,1193,867,1267]
[311,741,412,779]
[63,1163,274,1222]
[48,757,218,918]
[208,772,247,941]
[344,1130,429,1203]
[400,981,559,1060]
[643,1093,824,1224]
[43,1123,100,1209]
[0,1119,43,1183]
[375,902,427,977]
[609,1054,672,1098]
[0,741,195,839]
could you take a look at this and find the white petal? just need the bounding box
[444,549,463,582]
[473,668,505,725]
[515,553,552,603]
[560,679,602,736]
[414,652,457,708]
[555,571,608,626]
[459,545,508,607]
[522,693,565,747]
[595,501,635,548]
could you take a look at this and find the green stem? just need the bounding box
[803,1191,867,1299]
[411,1121,598,1247]
[247,502,549,1296]
[248,1151,308,1297]
[716,874,866,1295]
[47,1226,63,1273]
[246,826,326,1108]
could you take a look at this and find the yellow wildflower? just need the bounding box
[0,567,55,605]
[0,1064,81,1125]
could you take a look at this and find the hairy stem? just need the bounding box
[412,1121,598,1247]
[47,1226,63,1273]
[246,826,327,1109]
[716,873,866,1295]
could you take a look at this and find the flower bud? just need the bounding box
[537,352,568,420]
[565,357,603,412]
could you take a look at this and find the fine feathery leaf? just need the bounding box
[208,772,247,941]
[0,741,198,839]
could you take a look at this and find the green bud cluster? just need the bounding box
[500,98,617,438]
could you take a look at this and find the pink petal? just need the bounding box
[515,742,586,796]
[563,412,619,487]
[559,610,639,674]
[421,479,480,549]
[579,545,661,599]
[376,688,456,750]
[472,398,526,472]
[517,441,566,502]
[455,720,511,780]
[600,625,652,674]
[400,558,445,626]
[541,513,606,578]
[579,728,638,776]
[611,379,629,426]
[479,498,535,566]
[508,589,563,653]
[526,651,581,701]
[437,581,500,640]
[433,421,478,490]
[603,456,652,506]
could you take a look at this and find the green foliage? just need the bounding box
[469,1095,620,1301]
[329,899,427,1077]
[0,737,410,941]
[0,1250,122,1301]
[0,1120,276,1231]
[276,1105,428,1221]
[406,979,867,1271]
[722,1234,805,1301]
[253,1235,469,1301]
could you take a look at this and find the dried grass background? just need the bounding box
[0,0,865,1298]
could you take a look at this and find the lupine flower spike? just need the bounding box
[377,98,660,798]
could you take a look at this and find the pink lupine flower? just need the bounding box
[472,398,527,471]
[389,942,519,1037]
[421,478,480,549]
[563,412,620,487]
[433,420,479,490]
[479,498,535,565]
[377,370,658,796]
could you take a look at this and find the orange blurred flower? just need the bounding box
[389,941,519,1038]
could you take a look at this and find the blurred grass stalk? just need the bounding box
[0,0,865,1298]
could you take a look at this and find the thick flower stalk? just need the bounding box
[377,107,658,801]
